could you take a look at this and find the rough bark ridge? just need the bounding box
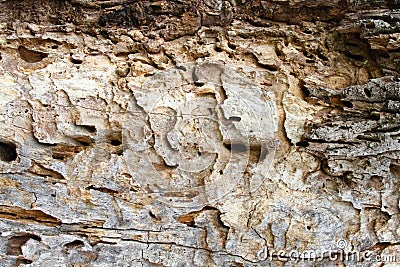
[0,0,400,266]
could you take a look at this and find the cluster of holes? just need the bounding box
[303,50,329,63]
[303,50,315,63]
[365,21,375,29]
[144,73,154,77]
[369,113,380,121]
[260,63,278,72]
[108,131,123,155]
[228,116,241,122]
[364,88,372,97]
[16,258,33,265]
[275,47,284,58]
[215,46,223,53]
[18,46,48,63]
[301,85,311,98]
[74,138,91,147]
[64,240,85,249]
[345,52,364,61]
[52,154,66,160]
[194,81,205,87]
[296,141,309,147]
[228,43,236,50]
[0,141,17,162]
[223,143,247,153]
[175,65,187,71]
[303,29,313,34]
[73,125,97,147]
[82,125,97,133]
[317,52,329,61]
[108,131,122,146]
[7,233,41,256]
[110,139,122,146]
[50,143,84,161]
[342,100,353,108]
[70,53,83,64]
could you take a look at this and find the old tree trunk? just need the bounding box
[1,0,400,266]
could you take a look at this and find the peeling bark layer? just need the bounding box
[0,0,400,266]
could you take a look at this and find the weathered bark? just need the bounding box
[0,0,399,266]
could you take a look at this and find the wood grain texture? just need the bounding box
[0,0,399,266]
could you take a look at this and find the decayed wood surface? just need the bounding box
[0,0,400,266]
